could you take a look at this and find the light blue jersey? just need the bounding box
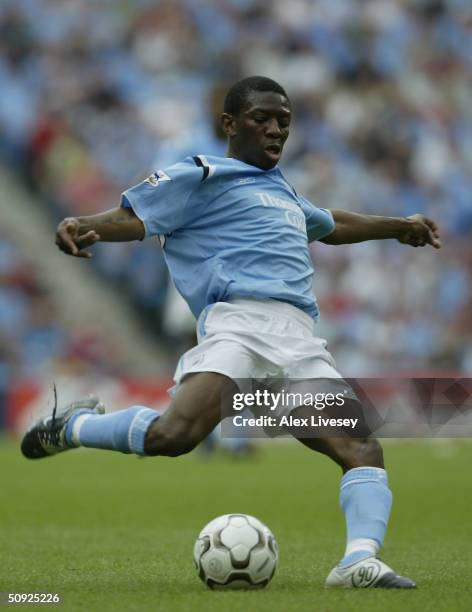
[121,155,335,321]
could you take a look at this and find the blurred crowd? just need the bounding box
[0,232,127,424]
[0,0,471,381]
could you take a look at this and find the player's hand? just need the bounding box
[55,217,100,258]
[397,214,442,249]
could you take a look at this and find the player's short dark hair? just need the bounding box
[223,76,289,116]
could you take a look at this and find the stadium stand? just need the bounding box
[0,0,470,417]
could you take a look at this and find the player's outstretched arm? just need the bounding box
[55,207,145,258]
[320,210,441,249]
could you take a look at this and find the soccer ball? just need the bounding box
[193,514,278,589]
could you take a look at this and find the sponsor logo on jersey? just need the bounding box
[256,192,301,213]
[256,192,306,232]
[285,210,306,232]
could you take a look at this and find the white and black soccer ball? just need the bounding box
[193,514,278,589]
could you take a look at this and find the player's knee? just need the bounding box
[144,420,198,457]
[342,437,384,470]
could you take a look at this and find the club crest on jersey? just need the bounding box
[145,170,171,187]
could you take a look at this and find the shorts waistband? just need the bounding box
[227,298,315,331]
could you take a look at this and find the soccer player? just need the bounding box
[22,77,441,588]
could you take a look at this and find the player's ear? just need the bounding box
[221,113,237,137]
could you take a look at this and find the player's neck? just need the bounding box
[225,149,277,171]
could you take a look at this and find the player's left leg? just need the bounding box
[287,403,415,588]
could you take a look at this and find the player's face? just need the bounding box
[223,91,291,170]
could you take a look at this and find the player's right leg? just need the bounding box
[21,372,229,460]
[144,372,232,456]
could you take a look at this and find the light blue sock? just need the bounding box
[339,467,392,567]
[64,406,160,455]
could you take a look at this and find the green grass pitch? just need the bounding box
[1,437,471,611]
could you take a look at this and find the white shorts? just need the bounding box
[173,299,358,436]
[174,298,343,383]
